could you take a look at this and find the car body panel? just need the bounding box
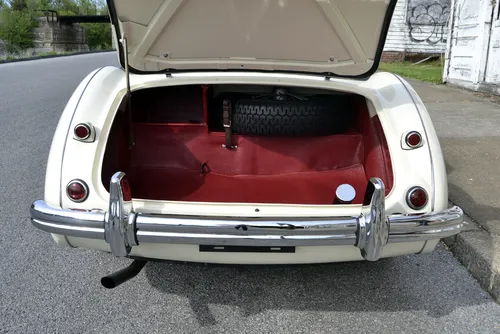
[396,76,449,212]
[56,69,436,215]
[65,236,437,265]
[43,67,104,209]
[107,0,397,77]
[40,65,452,263]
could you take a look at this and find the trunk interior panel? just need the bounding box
[102,85,393,205]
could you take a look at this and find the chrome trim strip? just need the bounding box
[357,178,389,261]
[134,214,359,247]
[388,206,463,242]
[30,201,105,239]
[31,173,464,261]
[30,201,464,258]
[136,231,358,247]
[104,172,135,257]
[32,219,104,239]
[135,214,359,234]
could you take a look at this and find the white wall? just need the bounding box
[384,0,451,54]
[484,3,500,85]
[444,0,500,94]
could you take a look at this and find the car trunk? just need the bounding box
[101,84,393,205]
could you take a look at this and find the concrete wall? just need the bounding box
[383,0,451,60]
[31,16,89,54]
[443,0,500,95]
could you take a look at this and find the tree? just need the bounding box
[81,3,110,50]
[81,22,110,50]
[37,0,111,50]
[0,0,111,54]
[42,0,104,15]
[0,6,38,54]
[9,0,29,11]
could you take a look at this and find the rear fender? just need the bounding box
[395,75,448,211]
[59,66,127,210]
[44,67,106,208]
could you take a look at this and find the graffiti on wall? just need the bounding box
[407,0,451,45]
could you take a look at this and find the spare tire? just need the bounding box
[232,98,352,136]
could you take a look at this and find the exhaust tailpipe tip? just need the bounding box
[101,259,147,289]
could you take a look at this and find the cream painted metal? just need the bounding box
[34,67,461,263]
[110,0,395,76]
[31,0,463,265]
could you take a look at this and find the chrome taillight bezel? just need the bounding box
[66,179,89,203]
[403,131,423,149]
[73,123,95,142]
[406,186,428,210]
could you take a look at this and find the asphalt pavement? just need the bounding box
[1,53,500,334]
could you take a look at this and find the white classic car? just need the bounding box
[31,0,464,288]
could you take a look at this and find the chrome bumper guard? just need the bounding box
[30,173,464,261]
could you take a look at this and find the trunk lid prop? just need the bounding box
[120,36,135,149]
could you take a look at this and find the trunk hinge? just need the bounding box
[222,99,236,149]
[120,36,135,149]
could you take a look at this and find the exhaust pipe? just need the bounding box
[101,259,147,289]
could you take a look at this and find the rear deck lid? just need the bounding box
[108,0,396,77]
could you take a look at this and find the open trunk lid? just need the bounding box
[107,0,396,78]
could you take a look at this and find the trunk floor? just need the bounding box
[128,165,368,204]
[128,124,369,204]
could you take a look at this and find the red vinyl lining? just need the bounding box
[103,94,394,205]
[127,124,368,204]
[131,124,364,175]
[355,98,394,195]
[128,164,368,204]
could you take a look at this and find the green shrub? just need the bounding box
[0,8,38,54]
[81,22,111,50]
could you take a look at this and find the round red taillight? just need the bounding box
[67,180,89,202]
[406,131,422,148]
[407,187,428,210]
[74,124,90,140]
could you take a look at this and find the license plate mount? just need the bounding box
[199,245,295,253]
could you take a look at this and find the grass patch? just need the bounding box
[378,60,444,84]
[0,50,105,62]
[36,51,59,57]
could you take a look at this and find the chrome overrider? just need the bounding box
[30,172,464,261]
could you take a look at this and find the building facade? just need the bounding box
[443,0,500,95]
[383,0,451,61]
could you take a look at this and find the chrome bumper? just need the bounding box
[30,173,464,261]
